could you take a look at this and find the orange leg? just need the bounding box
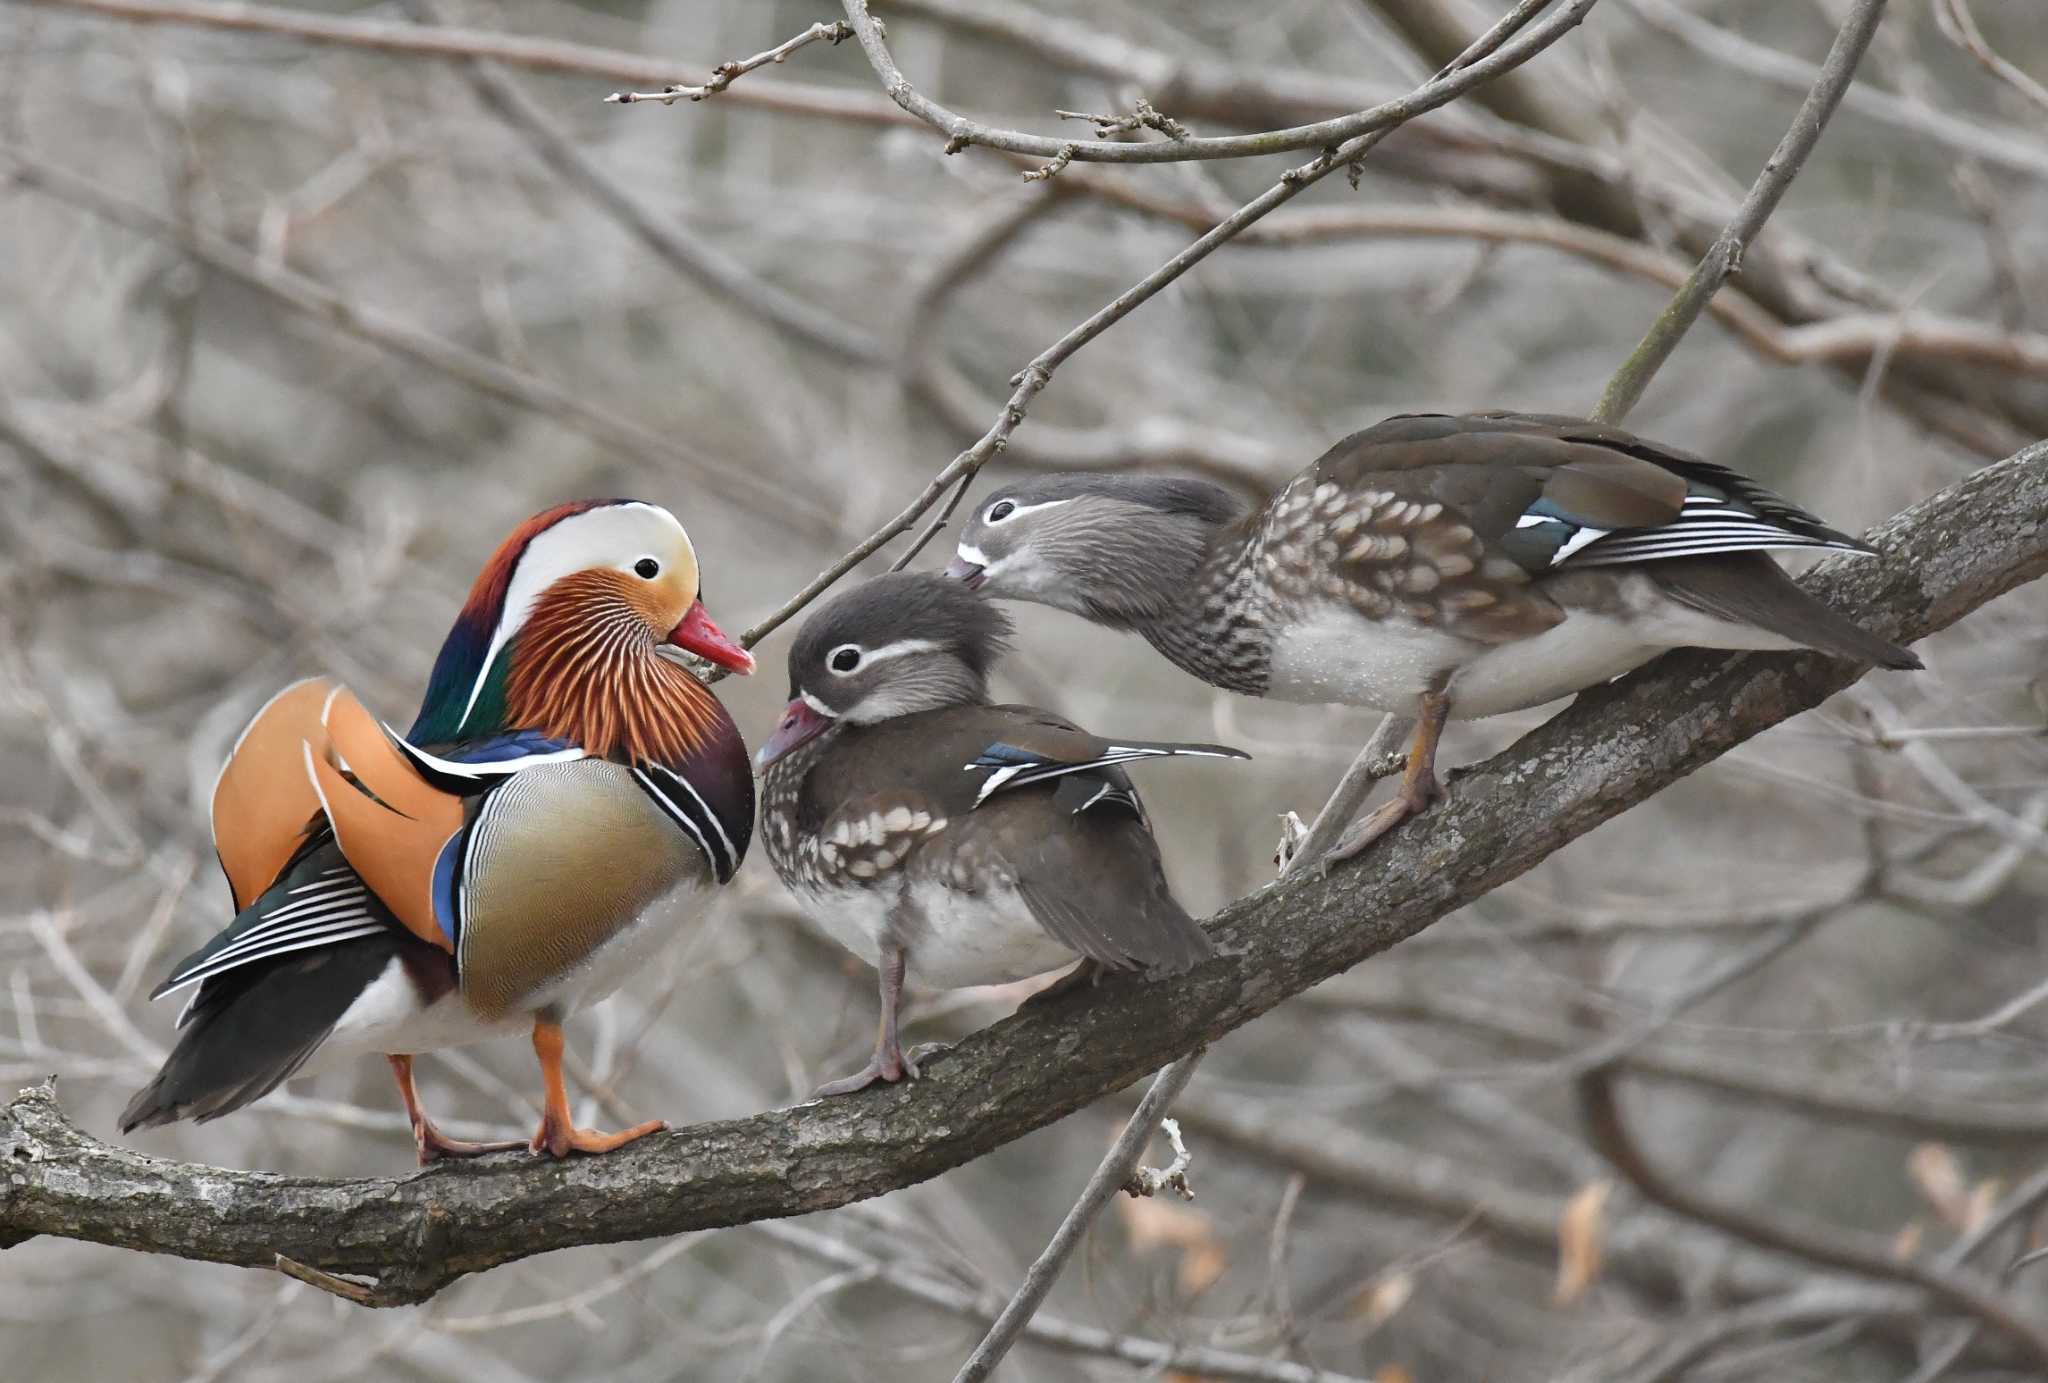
[387,1054,524,1165]
[1327,690,1451,865]
[527,1018,666,1158]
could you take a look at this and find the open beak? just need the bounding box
[668,599,754,675]
[755,697,832,769]
[944,555,987,590]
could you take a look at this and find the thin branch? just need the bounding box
[1934,0,2048,118]
[606,20,852,105]
[1618,0,2048,179]
[1048,179,2048,384]
[1594,0,1888,422]
[841,0,1603,165]
[1577,1065,2048,1369]
[753,1220,1370,1383]
[950,1051,1204,1382]
[32,0,911,130]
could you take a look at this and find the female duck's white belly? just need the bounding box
[1264,580,1792,719]
[794,880,1074,990]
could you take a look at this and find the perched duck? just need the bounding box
[122,500,757,1161]
[755,573,1239,1095]
[947,411,1919,859]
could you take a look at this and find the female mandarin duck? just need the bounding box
[121,500,756,1160]
[755,574,1237,1096]
[947,411,1919,861]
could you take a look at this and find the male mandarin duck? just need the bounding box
[121,500,756,1160]
[946,411,1920,860]
[754,574,1239,1095]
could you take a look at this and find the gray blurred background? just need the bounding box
[3,0,2046,1378]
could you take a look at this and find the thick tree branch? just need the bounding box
[4,437,2043,1300]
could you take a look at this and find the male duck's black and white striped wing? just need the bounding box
[150,841,392,1015]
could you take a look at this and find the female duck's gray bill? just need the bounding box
[943,555,987,589]
[755,697,833,769]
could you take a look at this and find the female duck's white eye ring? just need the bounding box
[984,500,1017,523]
[828,644,863,674]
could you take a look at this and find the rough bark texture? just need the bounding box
[3,440,2043,1304]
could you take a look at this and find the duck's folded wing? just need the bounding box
[304,688,465,953]
[962,716,1247,814]
[210,678,339,912]
[148,842,387,1005]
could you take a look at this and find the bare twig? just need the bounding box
[1933,0,2048,119]
[841,0,1603,164]
[1055,97,1193,140]
[606,20,853,105]
[1594,0,1889,422]
[32,0,909,129]
[754,1219,1370,1383]
[1618,0,2048,179]
[950,1052,1204,1383]
[1279,713,1412,873]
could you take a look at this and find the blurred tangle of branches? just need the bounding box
[3,0,2047,1379]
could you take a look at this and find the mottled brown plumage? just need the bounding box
[953,410,1919,859]
[757,573,1236,1096]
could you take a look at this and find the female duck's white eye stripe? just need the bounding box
[983,497,1071,524]
[859,638,944,665]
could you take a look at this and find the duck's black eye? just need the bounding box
[986,500,1016,523]
[828,645,862,674]
[634,558,660,579]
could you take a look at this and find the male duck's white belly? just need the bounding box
[308,877,711,1073]
[794,880,1074,990]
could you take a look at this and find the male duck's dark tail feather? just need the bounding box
[120,935,398,1133]
[1653,553,1922,671]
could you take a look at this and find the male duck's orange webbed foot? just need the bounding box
[387,1054,525,1165]
[525,1018,666,1159]
[1323,690,1450,870]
